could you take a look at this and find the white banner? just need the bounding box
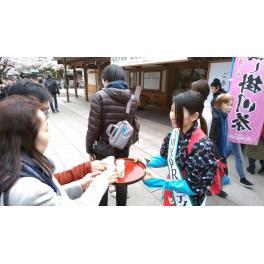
[111,57,187,66]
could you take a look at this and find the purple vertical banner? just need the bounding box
[228,57,264,145]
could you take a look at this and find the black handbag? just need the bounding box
[93,141,115,159]
[91,92,115,159]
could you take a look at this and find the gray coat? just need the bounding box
[0,172,110,206]
[244,138,264,160]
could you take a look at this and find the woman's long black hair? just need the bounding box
[0,96,54,193]
[173,90,208,135]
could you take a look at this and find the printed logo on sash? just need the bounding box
[166,128,206,206]
[167,128,193,206]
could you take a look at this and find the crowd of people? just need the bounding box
[0,65,263,206]
[0,73,61,113]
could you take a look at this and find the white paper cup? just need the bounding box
[116,159,125,178]
[104,156,115,172]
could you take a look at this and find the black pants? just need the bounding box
[50,94,58,112]
[96,147,129,206]
[99,184,128,206]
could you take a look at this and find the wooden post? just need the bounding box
[95,69,98,89]
[83,65,89,101]
[64,58,70,102]
[97,64,102,91]
[87,67,89,98]
[73,66,78,98]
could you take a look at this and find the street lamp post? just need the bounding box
[64,58,70,102]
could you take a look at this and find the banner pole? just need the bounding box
[228,57,236,92]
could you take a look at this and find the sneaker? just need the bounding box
[217,190,228,198]
[223,175,230,185]
[207,190,212,196]
[240,177,253,188]
[247,167,255,175]
[109,184,116,198]
[110,191,116,198]
[56,109,59,112]
[258,168,264,175]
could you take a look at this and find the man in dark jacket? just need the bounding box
[86,64,138,206]
[210,78,227,107]
[3,77,14,97]
[0,79,5,99]
[44,73,60,113]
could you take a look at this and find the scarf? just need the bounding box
[215,108,228,158]
[21,152,61,195]
[107,80,128,90]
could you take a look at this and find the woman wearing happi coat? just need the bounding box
[143,90,218,206]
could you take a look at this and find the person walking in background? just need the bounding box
[0,79,5,99]
[3,76,14,97]
[210,77,253,188]
[45,73,60,113]
[209,93,233,197]
[244,124,264,175]
[210,78,226,107]
[191,79,212,135]
[227,141,254,187]
[37,77,44,85]
[86,64,138,206]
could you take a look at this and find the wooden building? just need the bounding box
[113,57,232,109]
[54,57,232,109]
[54,57,110,101]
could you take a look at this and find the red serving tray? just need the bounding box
[115,158,146,185]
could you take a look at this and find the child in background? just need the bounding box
[209,93,233,197]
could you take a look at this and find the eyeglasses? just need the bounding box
[41,107,50,117]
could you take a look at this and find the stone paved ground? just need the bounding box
[46,91,264,206]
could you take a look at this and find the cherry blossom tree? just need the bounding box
[0,57,15,79]
[2,57,63,79]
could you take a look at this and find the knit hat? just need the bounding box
[210,78,222,88]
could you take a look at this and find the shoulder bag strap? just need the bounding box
[3,191,9,206]
[125,95,133,120]
[99,90,107,141]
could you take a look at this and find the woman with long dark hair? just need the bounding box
[0,96,118,206]
[191,79,212,135]
[143,90,218,206]
[210,78,226,107]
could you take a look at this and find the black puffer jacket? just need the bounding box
[209,107,221,159]
[86,87,137,155]
[211,89,226,107]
